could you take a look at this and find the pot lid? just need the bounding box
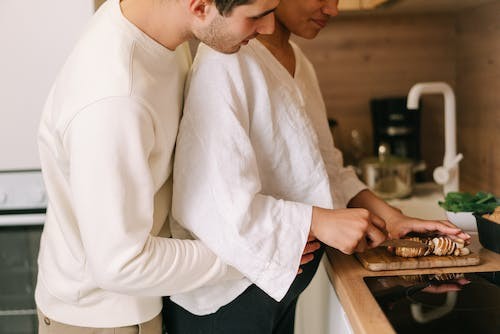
[361,155,414,165]
[361,142,414,165]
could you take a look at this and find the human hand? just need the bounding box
[310,207,388,255]
[298,235,321,274]
[385,213,471,244]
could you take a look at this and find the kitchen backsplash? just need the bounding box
[455,2,500,194]
[293,1,499,193]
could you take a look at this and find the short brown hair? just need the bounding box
[214,0,255,16]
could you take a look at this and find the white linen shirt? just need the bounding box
[171,39,366,315]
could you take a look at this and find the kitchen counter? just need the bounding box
[324,234,500,334]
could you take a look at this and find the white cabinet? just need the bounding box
[295,256,354,334]
[327,282,354,334]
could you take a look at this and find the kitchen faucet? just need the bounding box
[407,82,463,195]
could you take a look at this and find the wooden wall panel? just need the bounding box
[456,1,500,194]
[293,14,456,180]
[95,0,498,193]
[293,5,499,193]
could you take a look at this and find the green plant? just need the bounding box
[439,192,499,214]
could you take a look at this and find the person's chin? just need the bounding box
[297,29,320,40]
[309,30,321,39]
[217,44,242,54]
[225,47,241,54]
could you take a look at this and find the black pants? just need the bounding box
[163,247,324,334]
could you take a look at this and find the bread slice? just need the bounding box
[391,236,469,258]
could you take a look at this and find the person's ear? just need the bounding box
[188,0,214,19]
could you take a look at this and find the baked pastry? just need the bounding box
[393,237,434,257]
[391,236,470,258]
[483,206,500,224]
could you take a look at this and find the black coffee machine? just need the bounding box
[371,97,421,161]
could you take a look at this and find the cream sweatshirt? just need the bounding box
[35,0,240,327]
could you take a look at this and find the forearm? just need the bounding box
[347,189,403,227]
[87,236,242,296]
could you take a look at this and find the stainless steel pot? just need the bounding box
[360,143,425,199]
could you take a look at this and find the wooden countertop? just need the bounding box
[324,234,500,334]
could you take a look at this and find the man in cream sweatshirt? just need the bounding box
[36,0,280,332]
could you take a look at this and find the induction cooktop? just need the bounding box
[364,271,500,334]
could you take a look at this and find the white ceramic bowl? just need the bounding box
[446,211,477,231]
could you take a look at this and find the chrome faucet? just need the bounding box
[407,82,463,195]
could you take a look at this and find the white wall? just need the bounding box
[0,0,94,170]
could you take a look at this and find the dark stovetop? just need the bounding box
[364,271,500,334]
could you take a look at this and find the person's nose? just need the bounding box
[322,0,339,17]
[256,12,275,35]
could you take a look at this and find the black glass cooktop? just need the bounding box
[364,272,500,334]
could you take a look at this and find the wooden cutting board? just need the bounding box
[355,240,481,271]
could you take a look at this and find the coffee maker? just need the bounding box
[371,97,421,161]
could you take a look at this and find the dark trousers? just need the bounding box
[163,247,324,334]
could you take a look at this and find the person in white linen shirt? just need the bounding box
[167,0,471,332]
[35,0,294,333]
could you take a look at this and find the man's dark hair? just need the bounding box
[214,0,255,16]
